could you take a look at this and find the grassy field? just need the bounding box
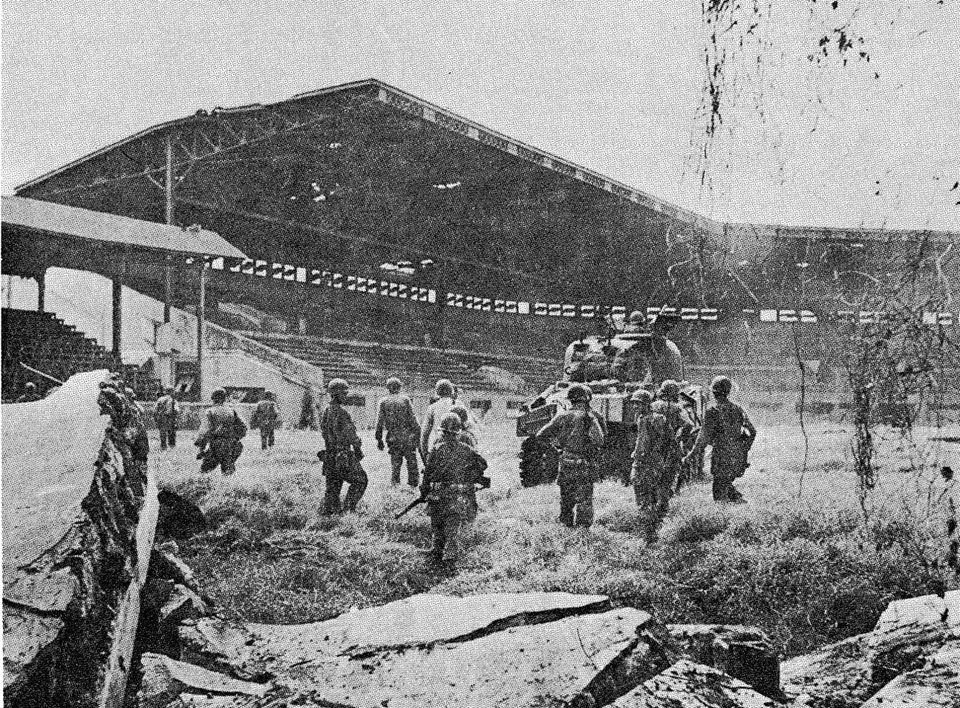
[153,418,957,658]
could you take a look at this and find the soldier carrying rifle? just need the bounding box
[411,413,490,566]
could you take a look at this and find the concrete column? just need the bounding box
[111,279,122,357]
[196,260,206,401]
[36,270,45,313]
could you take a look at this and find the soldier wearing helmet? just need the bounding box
[652,379,696,488]
[630,388,674,542]
[685,375,756,503]
[626,310,646,332]
[419,378,457,457]
[534,383,606,528]
[154,386,180,450]
[252,390,280,451]
[195,388,246,475]
[419,412,491,565]
[375,377,421,486]
[320,379,368,514]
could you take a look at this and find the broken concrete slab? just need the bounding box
[179,617,271,682]
[274,607,673,708]
[667,624,780,698]
[780,633,874,708]
[2,373,156,707]
[868,589,960,684]
[860,644,960,708]
[137,653,267,708]
[160,583,211,626]
[251,591,610,665]
[610,659,778,708]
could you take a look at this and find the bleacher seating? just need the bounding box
[248,332,561,394]
[1,308,159,402]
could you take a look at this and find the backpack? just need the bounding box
[232,411,248,440]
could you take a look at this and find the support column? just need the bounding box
[164,136,175,323]
[196,259,206,401]
[36,270,45,313]
[112,279,122,358]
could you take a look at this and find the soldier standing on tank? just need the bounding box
[685,375,756,503]
[154,386,179,450]
[652,380,695,490]
[195,388,246,475]
[420,413,490,565]
[320,379,368,514]
[649,313,684,383]
[375,377,421,486]
[420,378,456,457]
[535,384,605,529]
[631,389,675,542]
[252,391,280,450]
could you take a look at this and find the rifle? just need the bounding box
[395,492,428,519]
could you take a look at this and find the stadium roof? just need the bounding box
[2,196,245,259]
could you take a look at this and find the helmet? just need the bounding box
[327,378,349,395]
[211,387,227,403]
[711,375,733,397]
[658,379,680,400]
[628,310,646,326]
[631,389,654,405]
[439,412,463,433]
[386,376,402,392]
[449,404,469,423]
[567,384,591,402]
[24,382,36,390]
[435,379,454,398]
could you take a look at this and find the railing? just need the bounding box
[205,321,324,389]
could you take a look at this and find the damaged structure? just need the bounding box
[2,371,157,706]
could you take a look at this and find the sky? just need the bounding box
[3,0,959,231]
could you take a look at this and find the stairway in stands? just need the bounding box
[1,308,159,402]
[248,332,560,394]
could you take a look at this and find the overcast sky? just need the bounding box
[3,0,958,230]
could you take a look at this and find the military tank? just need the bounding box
[516,315,707,487]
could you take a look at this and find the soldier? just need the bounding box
[375,377,421,486]
[420,378,457,457]
[685,375,756,503]
[649,313,684,383]
[535,384,605,529]
[631,389,675,542]
[195,388,246,475]
[320,378,368,514]
[154,386,179,450]
[420,413,490,565]
[449,404,478,448]
[16,381,40,403]
[651,380,695,489]
[252,391,280,450]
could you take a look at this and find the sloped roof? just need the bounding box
[2,195,245,259]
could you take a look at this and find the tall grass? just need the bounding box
[156,423,955,657]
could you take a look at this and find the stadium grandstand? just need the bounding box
[6,78,959,422]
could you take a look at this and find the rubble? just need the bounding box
[781,633,874,708]
[137,653,267,708]
[611,659,779,707]
[2,372,157,707]
[867,589,960,684]
[667,623,780,698]
[860,644,960,708]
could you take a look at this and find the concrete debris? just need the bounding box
[860,644,960,707]
[179,617,271,682]
[160,583,212,625]
[781,633,874,708]
[2,372,156,707]
[667,624,780,698]
[251,591,611,665]
[610,659,778,707]
[137,653,267,708]
[275,607,673,708]
[867,589,960,685]
[151,541,204,595]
